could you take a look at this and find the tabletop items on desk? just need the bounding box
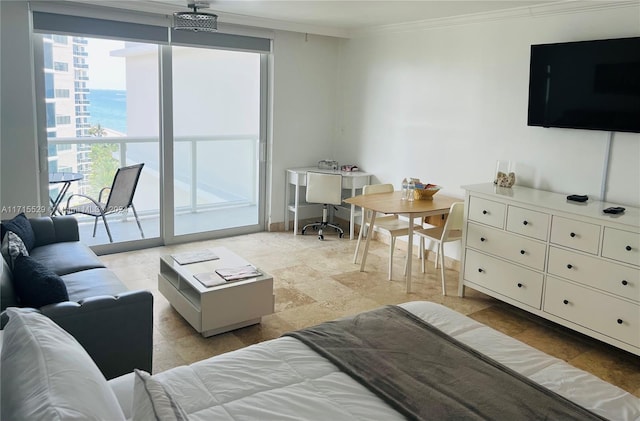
[341,165,359,172]
[317,160,360,172]
[318,160,339,170]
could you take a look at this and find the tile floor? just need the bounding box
[99,231,640,398]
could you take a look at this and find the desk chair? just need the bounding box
[353,184,411,280]
[65,163,145,243]
[414,201,464,295]
[301,172,344,240]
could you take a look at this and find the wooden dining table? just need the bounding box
[345,191,461,293]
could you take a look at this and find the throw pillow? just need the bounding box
[12,254,69,308]
[133,369,188,421]
[0,308,126,420]
[1,231,29,269]
[1,213,35,252]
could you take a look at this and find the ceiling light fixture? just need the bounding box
[173,2,218,32]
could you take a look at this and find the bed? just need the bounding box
[2,301,639,420]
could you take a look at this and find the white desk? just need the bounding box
[285,167,372,239]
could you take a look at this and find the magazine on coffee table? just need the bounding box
[193,272,227,288]
[171,249,219,265]
[215,265,262,282]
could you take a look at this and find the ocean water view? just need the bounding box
[88,89,126,133]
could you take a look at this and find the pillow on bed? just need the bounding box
[133,369,188,421]
[0,308,126,420]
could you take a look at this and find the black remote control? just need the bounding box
[567,194,588,202]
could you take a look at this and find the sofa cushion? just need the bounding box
[30,216,80,247]
[29,242,105,276]
[61,268,129,302]
[1,213,35,252]
[1,231,28,269]
[0,307,126,420]
[12,255,69,308]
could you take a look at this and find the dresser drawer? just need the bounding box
[550,216,600,254]
[466,223,546,271]
[468,196,505,229]
[544,277,640,348]
[602,227,640,267]
[464,249,543,309]
[548,246,640,303]
[506,206,549,241]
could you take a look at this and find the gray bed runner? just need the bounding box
[285,305,607,421]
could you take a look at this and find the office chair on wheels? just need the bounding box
[301,172,344,240]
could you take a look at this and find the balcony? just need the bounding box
[48,134,260,246]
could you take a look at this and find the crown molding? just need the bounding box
[349,1,640,38]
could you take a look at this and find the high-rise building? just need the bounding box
[43,34,91,192]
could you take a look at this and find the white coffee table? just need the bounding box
[158,247,275,337]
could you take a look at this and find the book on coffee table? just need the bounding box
[171,249,219,265]
[215,265,262,282]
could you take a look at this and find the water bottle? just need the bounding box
[407,179,415,202]
[401,178,408,200]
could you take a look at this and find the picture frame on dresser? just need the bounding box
[458,183,639,356]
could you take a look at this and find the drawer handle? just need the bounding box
[563,299,569,305]
[478,268,484,273]
[482,210,488,215]
[522,220,528,226]
[617,319,623,325]
[517,283,523,288]
[566,264,573,269]
[480,237,486,242]
[570,232,576,238]
[626,245,632,251]
[520,250,525,255]
[622,280,628,286]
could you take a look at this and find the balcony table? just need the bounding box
[49,172,84,216]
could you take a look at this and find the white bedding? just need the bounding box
[112,301,640,420]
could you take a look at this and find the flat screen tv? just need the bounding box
[527,37,640,133]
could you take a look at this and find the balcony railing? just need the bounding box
[48,134,260,218]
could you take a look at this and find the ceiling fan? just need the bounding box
[173,1,218,32]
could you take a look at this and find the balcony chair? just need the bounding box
[353,183,411,281]
[65,163,145,243]
[414,201,464,295]
[301,172,344,240]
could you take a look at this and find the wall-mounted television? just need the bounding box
[527,37,640,133]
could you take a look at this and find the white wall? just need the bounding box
[335,4,640,208]
[0,1,43,219]
[268,31,340,226]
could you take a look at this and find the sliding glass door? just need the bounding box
[33,10,270,250]
[172,46,263,236]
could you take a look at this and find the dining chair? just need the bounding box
[414,201,464,295]
[301,172,344,240]
[353,183,411,280]
[65,163,145,243]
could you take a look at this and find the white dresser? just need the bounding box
[459,183,640,355]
